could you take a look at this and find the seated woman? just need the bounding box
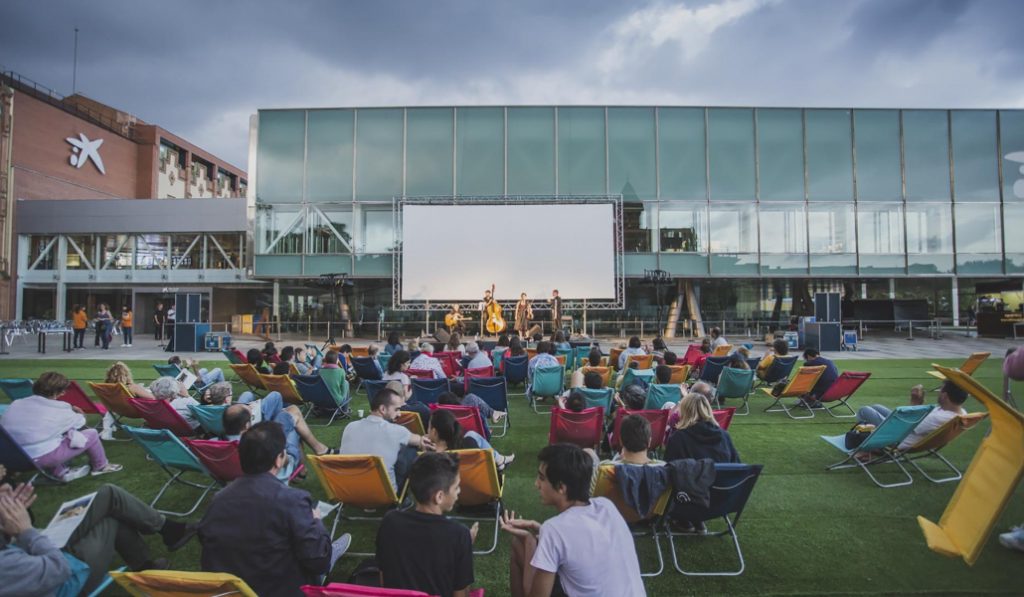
[0,372,122,481]
[551,330,571,352]
[383,331,403,356]
[246,348,271,374]
[664,392,740,464]
[726,354,750,370]
[570,347,605,388]
[650,336,668,365]
[506,335,527,358]
[555,389,588,413]
[446,333,466,355]
[427,408,514,469]
[105,361,155,399]
[438,386,506,424]
[382,350,414,401]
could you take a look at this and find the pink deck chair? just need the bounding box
[60,381,107,415]
[428,403,489,439]
[463,365,495,392]
[549,407,605,450]
[713,407,737,430]
[187,438,304,485]
[128,397,196,437]
[609,409,670,452]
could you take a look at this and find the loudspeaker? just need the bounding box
[175,293,202,323]
[814,292,841,323]
[434,328,451,344]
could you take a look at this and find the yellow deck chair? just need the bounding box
[711,344,733,357]
[626,354,655,370]
[760,365,825,419]
[307,454,404,556]
[610,347,624,370]
[88,382,142,421]
[918,365,1024,565]
[580,366,612,388]
[667,364,691,385]
[395,411,425,435]
[229,364,267,393]
[593,463,671,576]
[927,352,990,382]
[288,362,301,376]
[110,570,257,596]
[349,346,370,357]
[259,374,306,407]
[450,449,504,555]
[899,412,989,483]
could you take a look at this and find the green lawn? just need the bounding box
[3,358,1022,596]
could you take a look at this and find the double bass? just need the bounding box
[484,285,506,334]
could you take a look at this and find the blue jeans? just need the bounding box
[200,367,225,386]
[239,390,301,464]
[857,404,892,427]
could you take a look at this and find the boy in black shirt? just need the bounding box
[376,452,477,597]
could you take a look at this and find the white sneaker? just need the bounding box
[1000,526,1024,552]
[61,465,91,482]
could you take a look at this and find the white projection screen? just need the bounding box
[401,203,617,302]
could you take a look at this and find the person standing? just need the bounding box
[547,289,562,336]
[71,305,87,350]
[514,293,533,339]
[153,302,165,342]
[95,304,113,350]
[120,305,133,347]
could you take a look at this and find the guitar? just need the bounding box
[444,312,466,328]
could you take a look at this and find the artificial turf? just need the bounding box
[2,357,1022,596]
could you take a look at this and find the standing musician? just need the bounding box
[479,283,495,336]
[514,292,533,338]
[445,304,466,335]
[547,288,563,335]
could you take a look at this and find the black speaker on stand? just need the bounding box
[171,293,209,352]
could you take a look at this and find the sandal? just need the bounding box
[91,463,123,476]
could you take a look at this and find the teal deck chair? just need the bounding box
[556,347,574,371]
[153,363,209,398]
[716,368,756,415]
[530,365,565,414]
[645,384,682,410]
[377,353,391,372]
[619,368,655,390]
[577,387,614,412]
[820,404,934,488]
[574,345,596,368]
[0,378,34,402]
[189,404,227,437]
[122,425,217,516]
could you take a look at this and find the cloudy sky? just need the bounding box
[2,0,1022,169]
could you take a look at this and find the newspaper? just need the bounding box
[248,399,263,424]
[41,492,97,548]
[175,368,198,390]
[316,500,340,520]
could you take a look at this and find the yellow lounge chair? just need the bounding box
[110,570,257,597]
[760,365,825,419]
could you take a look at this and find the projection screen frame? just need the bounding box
[392,195,624,311]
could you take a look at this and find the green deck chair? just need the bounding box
[820,404,934,488]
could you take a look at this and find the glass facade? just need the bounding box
[254,106,1024,279]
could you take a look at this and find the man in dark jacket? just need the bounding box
[198,422,350,596]
[802,348,839,407]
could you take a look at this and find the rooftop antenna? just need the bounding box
[72,27,79,94]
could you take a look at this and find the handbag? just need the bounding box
[770,380,788,397]
[844,424,875,449]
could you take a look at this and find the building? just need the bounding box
[1,70,257,330]
[250,106,1024,336]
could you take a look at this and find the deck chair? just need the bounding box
[667,365,691,384]
[222,348,245,365]
[395,411,425,436]
[665,463,764,576]
[744,357,761,372]
[260,374,307,408]
[816,371,872,418]
[410,378,449,405]
[152,362,180,379]
[362,379,389,405]
[319,368,351,411]
[580,366,612,388]
[189,404,227,437]
[502,355,529,395]
[626,354,655,370]
[450,448,504,555]
[185,439,244,486]
[617,368,655,390]
[820,404,935,488]
[405,368,435,380]
[574,345,595,369]
[711,344,733,357]
[697,356,730,386]
[0,378,33,401]
[715,367,756,415]
[463,365,495,392]
[548,407,604,449]
[0,425,63,483]
[377,352,391,371]
[293,374,350,426]
[110,570,257,597]
[429,404,489,439]
[760,365,826,419]
[898,412,989,483]
[593,463,671,576]
[713,407,737,430]
[680,344,704,368]
[128,398,196,437]
[88,382,142,425]
[302,584,438,597]
[229,364,267,393]
[609,409,670,453]
[577,387,614,412]
[645,384,682,410]
[307,454,405,556]
[530,365,565,413]
[433,352,460,378]
[927,352,990,384]
[468,376,510,437]
[351,357,384,394]
[122,425,216,516]
[59,381,107,418]
[609,347,624,370]
[757,355,798,386]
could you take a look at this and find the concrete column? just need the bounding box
[860,282,867,299]
[888,279,896,299]
[55,281,66,321]
[951,278,960,326]
[272,279,280,318]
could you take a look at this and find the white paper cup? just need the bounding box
[357,409,365,418]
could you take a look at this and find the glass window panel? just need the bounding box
[951,111,999,201]
[658,202,706,252]
[456,107,504,196]
[361,209,394,253]
[507,107,555,195]
[557,107,606,196]
[903,110,950,201]
[406,108,454,196]
[354,254,394,276]
[860,254,907,275]
[27,235,56,270]
[708,108,755,200]
[854,110,902,201]
[708,203,757,253]
[857,204,904,254]
[659,253,708,275]
[954,203,1002,253]
[758,204,806,254]
[1000,110,1024,200]
[810,254,856,274]
[658,108,706,200]
[907,254,953,274]
[99,235,132,270]
[256,110,305,203]
[171,235,201,269]
[309,207,353,255]
[208,234,241,270]
[256,206,303,255]
[135,234,169,269]
[710,253,758,275]
[306,109,354,202]
[608,107,655,200]
[756,109,803,201]
[65,235,96,270]
[956,255,1003,275]
[1005,253,1024,274]
[355,109,403,200]
[624,204,651,252]
[761,254,808,275]
[807,203,855,253]
[806,109,853,200]
[905,203,952,253]
[1005,204,1024,253]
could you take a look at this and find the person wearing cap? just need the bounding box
[464,342,491,370]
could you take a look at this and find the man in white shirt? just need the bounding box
[856,381,968,450]
[410,343,448,380]
[464,342,491,371]
[339,388,434,490]
[500,443,645,597]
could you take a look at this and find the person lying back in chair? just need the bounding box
[856,381,968,451]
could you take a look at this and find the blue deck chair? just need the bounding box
[293,374,350,426]
[0,425,64,483]
[0,378,34,402]
[362,379,389,406]
[645,384,682,410]
[618,368,656,390]
[820,404,934,488]
[468,376,510,437]
[351,356,382,381]
[698,356,730,386]
[410,378,449,405]
[189,404,227,437]
[758,355,798,386]
[530,365,565,414]
[716,367,756,415]
[665,463,765,576]
[502,355,529,395]
[744,357,761,371]
[577,387,614,413]
[122,425,217,516]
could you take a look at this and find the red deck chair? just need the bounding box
[681,344,704,368]
[406,368,435,380]
[187,438,304,485]
[609,409,670,452]
[463,365,495,392]
[429,404,489,439]
[60,381,107,416]
[713,407,737,430]
[433,352,462,377]
[816,371,871,418]
[128,397,196,437]
[548,407,605,450]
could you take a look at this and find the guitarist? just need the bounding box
[445,304,466,335]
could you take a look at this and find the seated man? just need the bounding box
[168,355,225,388]
[339,388,433,490]
[605,414,664,466]
[411,343,448,380]
[376,452,477,597]
[0,480,192,595]
[199,422,351,596]
[756,339,789,380]
[464,342,491,370]
[708,326,728,351]
[500,443,645,597]
[801,348,839,407]
[857,381,968,451]
[150,376,201,431]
